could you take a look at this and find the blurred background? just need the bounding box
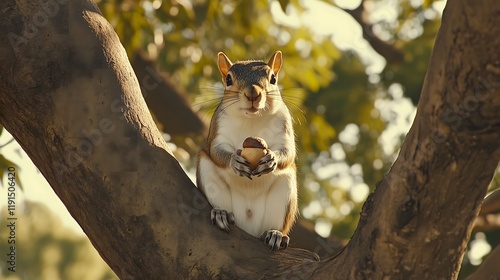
[1,0,499,279]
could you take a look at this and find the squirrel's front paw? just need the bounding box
[252,149,277,177]
[211,208,235,233]
[230,151,253,179]
[260,230,290,250]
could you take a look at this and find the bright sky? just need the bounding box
[272,0,386,73]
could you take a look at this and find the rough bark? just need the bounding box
[289,220,345,260]
[313,0,500,278]
[0,0,318,278]
[0,0,498,280]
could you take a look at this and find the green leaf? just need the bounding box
[0,154,23,191]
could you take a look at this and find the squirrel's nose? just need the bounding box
[245,85,262,102]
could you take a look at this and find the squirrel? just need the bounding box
[196,51,298,250]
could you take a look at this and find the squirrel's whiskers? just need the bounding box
[196,51,298,251]
[267,88,307,125]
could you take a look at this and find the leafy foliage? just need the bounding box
[0,127,23,190]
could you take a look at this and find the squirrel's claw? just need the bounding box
[253,150,277,177]
[230,153,253,179]
[260,230,289,250]
[211,208,235,233]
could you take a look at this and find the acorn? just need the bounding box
[241,137,268,170]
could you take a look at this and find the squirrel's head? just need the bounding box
[217,51,284,118]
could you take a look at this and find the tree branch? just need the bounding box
[0,0,317,278]
[289,220,345,260]
[0,0,498,279]
[342,0,404,64]
[473,214,500,232]
[473,189,500,232]
[314,0,500,278]
[479,188,500,215]
[131,52,206,136]
[466,245,500,280]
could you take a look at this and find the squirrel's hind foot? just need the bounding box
[211,208,235,233]
[260,230,290,250]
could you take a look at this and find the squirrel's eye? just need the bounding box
[226,74,233,86]
[270,74,277,85]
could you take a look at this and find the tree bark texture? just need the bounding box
[0,0,498,279]
[315,0,500,278]
[0,0,318,278]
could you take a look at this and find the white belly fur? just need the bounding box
[198,112,295,237]
[199,155,293,237]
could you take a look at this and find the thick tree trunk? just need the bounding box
[320,1,500,279]
[316,0,500,278]
[0,0,498,279]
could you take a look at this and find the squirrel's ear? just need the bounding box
[267,51,283,76]
[217,52,233,77]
